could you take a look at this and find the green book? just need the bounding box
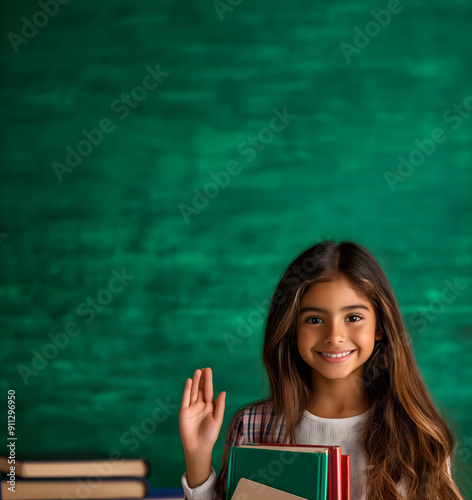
[226,444,329,500]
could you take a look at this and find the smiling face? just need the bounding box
[296,277,384,387]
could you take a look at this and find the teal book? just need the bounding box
[226,444,329,500]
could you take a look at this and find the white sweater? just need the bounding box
[181,407,386,500]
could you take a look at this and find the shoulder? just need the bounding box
[229,399,286,444]
[238,399,279,425]
[229,400,274,431]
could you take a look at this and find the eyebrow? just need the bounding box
[299,304,370,315]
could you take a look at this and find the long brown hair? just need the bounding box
[215,240,468,499]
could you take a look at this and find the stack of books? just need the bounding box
[0,454,154,500]
[227,443,351,500]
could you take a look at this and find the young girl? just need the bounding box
[179,240,466,499]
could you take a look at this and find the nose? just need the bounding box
[323,321,345,344]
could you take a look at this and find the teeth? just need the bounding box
[320,350,353,358]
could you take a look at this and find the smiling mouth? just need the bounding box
[316,350,356,359]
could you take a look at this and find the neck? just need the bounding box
[307,366,369,418]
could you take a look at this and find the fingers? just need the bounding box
[181,368,201,408]
[190,368,203,405]
[214,391,226,423]
[182,368,216,408]
[203,367,214,403]
[181,377,192,409]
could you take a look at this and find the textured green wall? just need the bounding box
[1,0,471,494]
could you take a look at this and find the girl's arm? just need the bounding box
[181,408,247,500]
[184,447,213,489]
[181,462,218,500]
[179,368,227,498]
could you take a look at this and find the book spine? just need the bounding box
[332,449,342,500]
[320,454,329,500]
[341,455,350,500]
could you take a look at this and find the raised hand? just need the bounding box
[179,367,226,454]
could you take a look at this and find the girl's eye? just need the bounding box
[306,316,323,324]
[347,314,362,322]
[306,314,362,325]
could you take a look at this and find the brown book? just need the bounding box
[0,477,148,499]
[0,454,150,478]
[232,478,309,500]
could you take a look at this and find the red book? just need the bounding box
[341,455,351,500]
[244,443,347,500]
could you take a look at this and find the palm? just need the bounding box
[179,367,226,453]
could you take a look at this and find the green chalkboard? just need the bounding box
[0,0,471,495]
